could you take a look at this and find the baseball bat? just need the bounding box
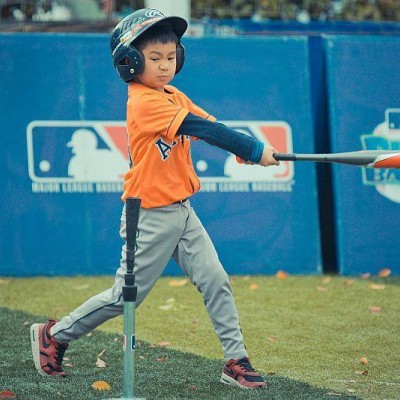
[273,150,400,169]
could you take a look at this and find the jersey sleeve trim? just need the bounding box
[165,107,190,140]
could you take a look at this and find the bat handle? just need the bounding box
[273,152,297,161]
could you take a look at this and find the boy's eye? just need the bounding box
[150,58,159,62]
[168,56,176,61]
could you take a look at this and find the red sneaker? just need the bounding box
[220,357,267,389]
[30,320,68,377]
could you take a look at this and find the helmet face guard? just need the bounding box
[110,9,187,83]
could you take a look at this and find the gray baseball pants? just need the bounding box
[52,199,248,361]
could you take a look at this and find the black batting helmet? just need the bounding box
[110,8,187,83]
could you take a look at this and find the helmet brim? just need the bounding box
[160,16,188,39]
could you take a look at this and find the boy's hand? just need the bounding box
[259,146,280,166]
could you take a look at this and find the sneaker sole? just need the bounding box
[220,373,266,389]
[30,323,50,377]
[220,373,250,389]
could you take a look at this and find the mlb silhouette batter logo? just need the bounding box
[27,121,129,183]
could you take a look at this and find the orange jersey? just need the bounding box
[122,83,216,208]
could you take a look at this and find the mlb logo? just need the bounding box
[27,121,129,183]
[193,121,294,183]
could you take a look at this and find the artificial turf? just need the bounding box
[0,275,399,399]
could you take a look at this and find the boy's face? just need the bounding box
[137,41,177,91]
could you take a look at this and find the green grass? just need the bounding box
[0,275,399,399]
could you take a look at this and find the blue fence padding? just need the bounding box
[202,18,400,35]
[324,35,400,275]
[0,34,322,277]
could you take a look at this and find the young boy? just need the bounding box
[30,8,279,389]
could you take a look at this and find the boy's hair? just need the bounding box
[133,23,178,51]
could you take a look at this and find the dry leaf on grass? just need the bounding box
[65,362,74,367]
[275,270,289,279]
[343,279,354,286]
[368,284,386,290]
[168,278,189,287]
[0,279,10,285]
[73,284,90,290]
[355,370,368,376]
[321,277,331,284]
[316,286,329,292]
[368,306,382,314]
[268,336,279,343]
[0,390,17,399]
[158,341,171,347]
[378,268,391,278]
[360,357,369,366]
[324,392,343,396]
[156,356,168,362]
[249,283,259,290]
[91,381,111,391]
[98,349,106,358]
[96,357,107,368]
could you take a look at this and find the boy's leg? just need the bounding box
[172,200,266,388]
[31,204,187,376]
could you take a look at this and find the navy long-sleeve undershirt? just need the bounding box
[177,113,264,163]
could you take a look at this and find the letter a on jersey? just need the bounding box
[155,138,172,160]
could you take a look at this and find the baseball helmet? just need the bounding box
[110,8,187,83]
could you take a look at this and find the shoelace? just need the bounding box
[237,358,256,372]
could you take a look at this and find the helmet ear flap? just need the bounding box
[116,47,144,83]
[175,42,185,75]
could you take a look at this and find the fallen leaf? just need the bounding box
[189,385,198,390]
[355,370,368,375]
[65,362,74,367]
[249,283,259,290]
[368,306,382,314]
[96,357,107,368]
[368,284,386,290]
[0,391,17,399]
[158,341,171,347]
[73,284,90,290]
[98,349,106,358]
[378,268,391,278]
[0,279,10,284]
[156,356,168,362]
[321,277,331,284]
[159,303,175,311]
[267,371,276,376]
[276,270,289,279]
[91,381,111,391]
[347,389,356,394]
[342,279,354,286]
[23,321,29,326]
[243,275,251,281]
[87,332,93,338]
[316,286,329,292]
[139,356,145,360]
[324,392,342,396]
[361,273,371,279]
[360,357,369,366]
[268,336,279,343]
[192,318,199,324]
[168,278,189,287]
